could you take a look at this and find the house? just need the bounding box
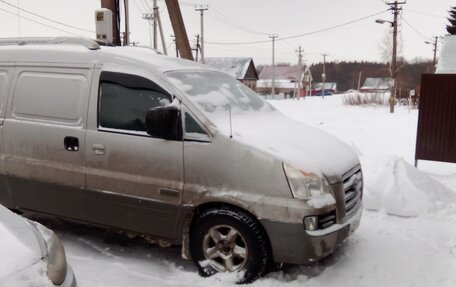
[203,57,258,90]
[257,66,312,97]
[360,78,390,93]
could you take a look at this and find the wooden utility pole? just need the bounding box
[390,2,399,113]
[156,10,167,55]
[124,0,130,45]
[101,0,121,45]
[195,6,208,63]
[425,36,440,67]
[294,46,304,100]
[171,35,178,57]
[321,53,329,99]
[165,0,194,60]
[193,34,200,62]
[388,1,405,113]
[153,0,158,50]
[269,34,278,97]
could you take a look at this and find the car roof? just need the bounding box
[0,38,208,74]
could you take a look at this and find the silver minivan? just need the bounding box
[0,37,363,283]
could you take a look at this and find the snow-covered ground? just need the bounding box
[48,94,456,286]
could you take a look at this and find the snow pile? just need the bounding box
[362,155,456,217]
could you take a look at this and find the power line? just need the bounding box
[132,0,147,13]
[204,41,292,54]
[281,10,388,41]
[133,0,148,14]
[0,0,94,33]
[206,9,388,45]
[141,0,152,11]
[402,16,430,40]
[208,7,268,36]
[404,9,446,19]
[280,39,296,52]
[0,6,83,36]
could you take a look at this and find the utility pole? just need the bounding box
[425,36,440,67]
[357,71,362,91]
[195,5,208,63]
[321,53,329,99]
[389,1,400,113]
[156,9,167,55]
[171,35,178,57]
[124,0,130,45]
[153,0,158,50]
[165,0,194,60]
[142,13,153,47]
[269,34,278,98]
[143,3,167,55]
[385,1,405,113]
[193,34,200,62]
[294,46,304,100]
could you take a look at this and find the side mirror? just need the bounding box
[145,105,182,140]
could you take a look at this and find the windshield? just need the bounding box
[165,70,274,120]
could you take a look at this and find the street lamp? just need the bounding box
[375,19,392,26]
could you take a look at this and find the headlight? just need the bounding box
[32,223,68,285]
[283,163,332,199]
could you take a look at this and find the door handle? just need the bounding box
[64,136,79,151]
[92,144,105,155]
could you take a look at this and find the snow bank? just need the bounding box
[362,155,456,217]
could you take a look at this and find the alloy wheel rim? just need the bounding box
[202,224,248,272]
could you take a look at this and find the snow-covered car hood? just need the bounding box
[0,205,43,279]
[165,69,359,182]
[217,110,360,183]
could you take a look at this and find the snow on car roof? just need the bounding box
[0,43,209,74]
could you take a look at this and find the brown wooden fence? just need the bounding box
[415,74,456,164]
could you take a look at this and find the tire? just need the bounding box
[190,206,271,284]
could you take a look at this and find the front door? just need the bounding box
[84,71,184,240]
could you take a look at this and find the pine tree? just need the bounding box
[446,6,456,34]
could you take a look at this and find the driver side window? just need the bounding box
[98,72,171,133]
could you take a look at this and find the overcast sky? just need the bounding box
[0,0,454,65]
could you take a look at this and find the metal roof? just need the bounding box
[203,57,256,80]
[259,66,303,80]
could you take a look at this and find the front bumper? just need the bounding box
[260,203,363,265]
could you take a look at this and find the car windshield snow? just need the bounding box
[165,70,274,119]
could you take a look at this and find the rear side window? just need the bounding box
[98,72,171,132]
[12,71,87,123]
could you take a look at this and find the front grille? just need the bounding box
[342,167,363,216]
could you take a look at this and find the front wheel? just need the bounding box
[190,206,271,284]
